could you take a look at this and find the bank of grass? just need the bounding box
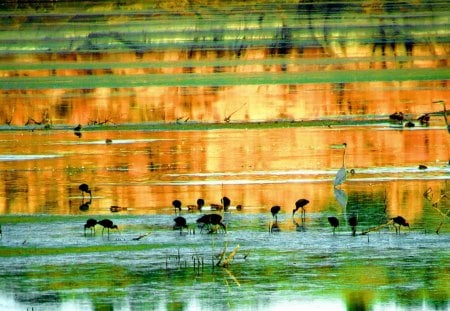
[0,118,388,133]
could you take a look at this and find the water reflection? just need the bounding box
[0,2,449,125]
[0,127,447,220]
[0,125,447,309]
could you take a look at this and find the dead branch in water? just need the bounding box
[423,187,448,234]
[361,221,392,235]
[219,244,240,268]
[215,242,228,266]
[132,232,151,240]
[224,103,247,123]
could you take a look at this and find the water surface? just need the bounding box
[0,125,448,310]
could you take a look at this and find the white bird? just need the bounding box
[434,100,449,134]
[334,143,347,187]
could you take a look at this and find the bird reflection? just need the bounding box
[333,187,348,209]
[79,199,91,211]
[293,217,305,232]
[269,221,280,233]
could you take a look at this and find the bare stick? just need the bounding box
[220,244,240,267]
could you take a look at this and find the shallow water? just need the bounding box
[0,1,449,309]
[0,125,449,310]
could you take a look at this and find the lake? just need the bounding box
[0,125,448,311]
[0,1,449,310]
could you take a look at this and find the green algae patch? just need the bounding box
[0,243,160,258]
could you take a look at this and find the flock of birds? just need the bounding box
[78,101,450,238]
[388,99,449,133]
[269,198,410,235]
[80,178,411,238]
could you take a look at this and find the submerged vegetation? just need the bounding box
[0,0,448,125]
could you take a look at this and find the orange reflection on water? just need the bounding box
[0,127,447,232]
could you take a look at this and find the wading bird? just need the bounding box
[79,183,92,199]
[417,113,430,126]
[222,196,231,211]
[196,214,226,233]
[173,216,188,234]
[270,205,281,222]
[334,143,347,187]
[73,124,82,138]
[197,198,205,210]
[389,112,404,123]
[84,218,97,236]
[327,216,339,235]
[392,216,410,234]
[98,219,119,237]
[348,214,358,236]
[293,199,309,219]
[434,100,450,133]
[172,199,182,213]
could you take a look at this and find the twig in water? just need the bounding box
[132,232,150,241]
[224,103,247,123]
[220,244,240,268]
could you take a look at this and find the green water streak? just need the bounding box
[2,68,449,90]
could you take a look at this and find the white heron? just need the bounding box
[434,100,449,134]
[334,143,347,187]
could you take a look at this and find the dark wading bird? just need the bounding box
[417,113,430,126]
[348,214,358,236]
[389,111,404,123]
[197,198,205,210]
[79,183,92,199]
[84,218,97,236]
[293,199,309,219]
[334,143,347,187]
[392,216,410,234]
[73,124,82,138]
[327,216,339,235]
[98,219,119,237]
[173,216,188,234]
[222,196,231,211]
[196,214,226,233]
[172,199,182,213]
[270,205,281,222]
[269,206,282,233]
